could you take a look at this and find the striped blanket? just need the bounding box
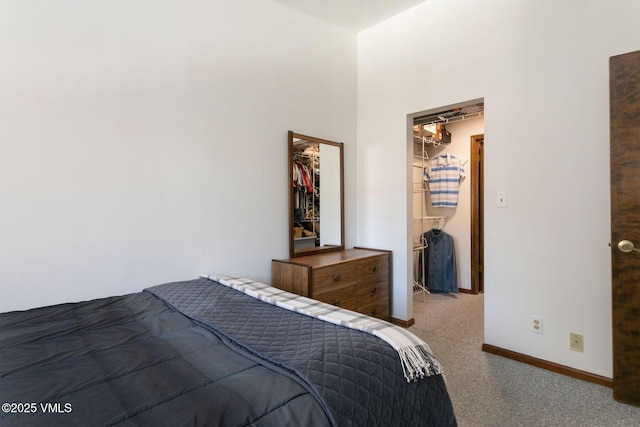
[202,275,443,382]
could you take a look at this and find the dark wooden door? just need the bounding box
[610,49,640,406]
[471,135,484,294]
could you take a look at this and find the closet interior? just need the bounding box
[412,125,448,298]
[412,102,484,297]
[292,142,320,249]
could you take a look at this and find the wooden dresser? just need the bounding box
[271,248,391,321]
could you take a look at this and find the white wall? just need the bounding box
[0,0,357,312]
[357,0,640,378]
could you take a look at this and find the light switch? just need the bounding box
[497,192,507,208]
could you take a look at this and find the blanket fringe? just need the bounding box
[399,345,442,382]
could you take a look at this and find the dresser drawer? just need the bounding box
[356,275,389,305]
[314,285,357,310]
[312,263,357,294]
[356,255,389,280]
[358,299,390,319]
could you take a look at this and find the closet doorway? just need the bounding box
[409,98,485,301]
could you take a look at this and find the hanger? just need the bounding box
[424,216,446,232]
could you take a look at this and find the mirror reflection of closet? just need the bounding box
[289,131,344,258]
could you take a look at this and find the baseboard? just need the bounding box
[391,317,414,327]
[482,343,613,388]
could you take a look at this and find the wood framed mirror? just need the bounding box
[289,131,344,258]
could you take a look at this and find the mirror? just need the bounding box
[289,131,344,258]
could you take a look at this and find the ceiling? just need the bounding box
[272,0,427,32]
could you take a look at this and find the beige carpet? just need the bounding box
[409,292,640,426]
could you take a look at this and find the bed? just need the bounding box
[0,276,457,426]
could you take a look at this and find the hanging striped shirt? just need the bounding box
[424,153,465,208]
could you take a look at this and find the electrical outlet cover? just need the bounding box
[570,333,584,352]
[530,315,543,334]
[497,192,508,208]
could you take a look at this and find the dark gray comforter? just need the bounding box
[0,278,456,426]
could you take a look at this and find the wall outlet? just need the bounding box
[531,315,543,334]
[570,333,584,352]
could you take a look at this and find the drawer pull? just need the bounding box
[333,299,340,306]
[333,274,340,281]
[371,287,377,294]
[371,265,378,272]
[372,308,378,315]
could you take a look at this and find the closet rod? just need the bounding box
[413,216,448,221]
[412,134,436,142]
[415,110,484,127]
